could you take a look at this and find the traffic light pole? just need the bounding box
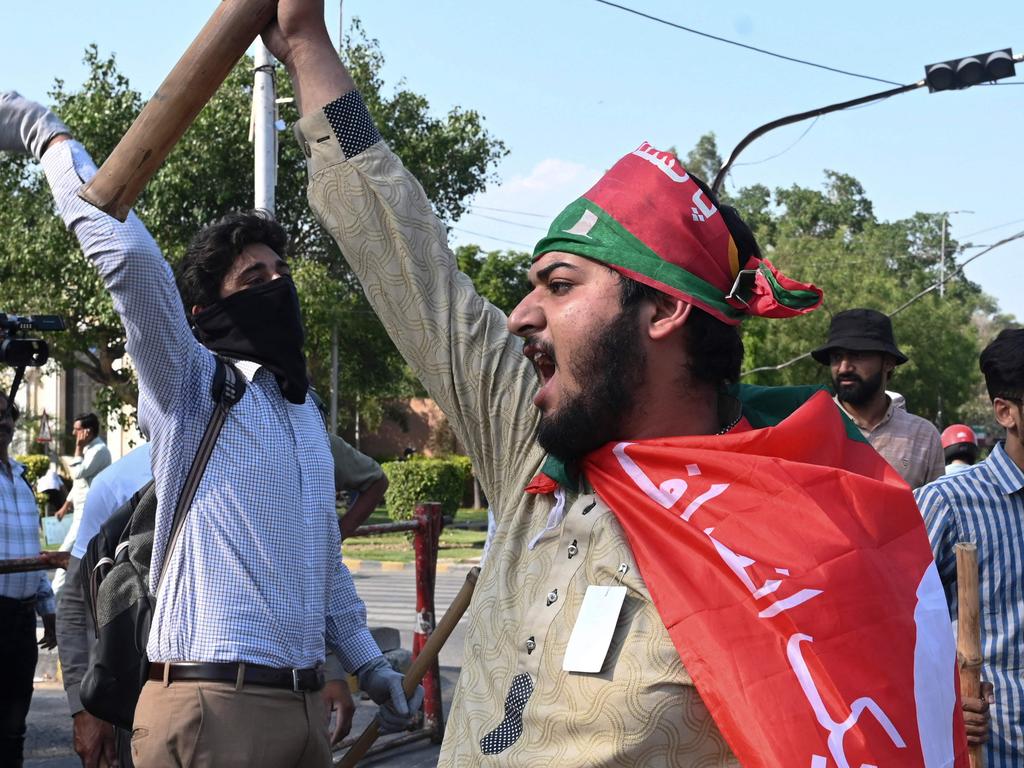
[712,48,1021,196]
[711,80,924,195]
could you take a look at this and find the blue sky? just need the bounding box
[10,0,1024,320]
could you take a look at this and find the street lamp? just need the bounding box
[711,49,1020,195]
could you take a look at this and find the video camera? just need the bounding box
[1,313,66,367]
[1,312,66,420]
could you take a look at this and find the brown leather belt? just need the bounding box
[148,661,325,692]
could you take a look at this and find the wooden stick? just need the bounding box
[955,542,985,768]
[337,567,479,768]
[77,0,278,221]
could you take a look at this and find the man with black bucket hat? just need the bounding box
[812,308,944,488]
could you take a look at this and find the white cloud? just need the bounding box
[450,158,603,251]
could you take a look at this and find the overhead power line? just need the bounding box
[470,204,550,219]
[740,229,1024,378]
[450,226,535,249]
[466,211,548,232]
[961,216,1024,239]
[591,0,903,86]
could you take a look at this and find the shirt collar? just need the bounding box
[230,359,263,383]
[833,394,897,431]
[985,441,1024,496]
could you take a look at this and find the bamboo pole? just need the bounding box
[955,542,984,768]
[77,0,278,220]
[337,566,479,767]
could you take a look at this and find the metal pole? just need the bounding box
[339,0,345,52]
[330,323,339,434]
[939,215,947,299]
[413,502,445,742]
[253,40,277,213]
[712,80,923,195]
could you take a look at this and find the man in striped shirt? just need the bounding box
[915,327,1024,767]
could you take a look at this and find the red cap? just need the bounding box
[941,424,977,449]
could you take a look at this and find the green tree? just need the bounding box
[684,132,723,186]
[455,245,531,314]
[724,166,989,425]
[0,21,507,431]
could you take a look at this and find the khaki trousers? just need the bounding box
[131,678,331,768]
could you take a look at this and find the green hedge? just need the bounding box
[15,455,54,512]
[15,455,50,486]
[382,456,473,521]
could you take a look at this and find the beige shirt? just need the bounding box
[299,109,736,766]
[835,396,944,488]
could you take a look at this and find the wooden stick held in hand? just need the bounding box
[956,542,985,768]
[77,0,278,221]
[337,567,480,768]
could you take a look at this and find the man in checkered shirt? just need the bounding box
[0,91,422,767]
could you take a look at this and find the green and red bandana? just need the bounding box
[533,142,823,325]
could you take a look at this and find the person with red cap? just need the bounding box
[262,2,984,764]
[916,329,1024,766]
[941,424,980,475]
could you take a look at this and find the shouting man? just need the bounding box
[260,1,979,764]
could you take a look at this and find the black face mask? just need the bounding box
[192,278,309,404]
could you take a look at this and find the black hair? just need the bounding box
[75,412,100,434]
[618,277,744,391]
[944,443,979,465]
[979,328,1024,401]
[175,210,289,316]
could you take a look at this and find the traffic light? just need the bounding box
[925,49,1016,92]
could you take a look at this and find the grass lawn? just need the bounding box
[33,508,489,563]
[343,507,488,563]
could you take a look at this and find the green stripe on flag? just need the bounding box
[534,199,746,322]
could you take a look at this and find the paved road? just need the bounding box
[24,565,477,767]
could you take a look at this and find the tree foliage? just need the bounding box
[455,245,532,315]
[718,163,995,424]
[0,22,507,431]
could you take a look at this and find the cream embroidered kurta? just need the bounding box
[297,95,737,767]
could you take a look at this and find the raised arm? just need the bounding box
[0,92,204,429]
[262,4,542,517]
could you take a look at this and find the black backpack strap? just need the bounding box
[17,465,35,497]
[157,357,246,592]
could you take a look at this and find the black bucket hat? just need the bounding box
[811,308,908,366]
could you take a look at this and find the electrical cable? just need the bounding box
[465,212,548,231]
[450,227,535,249]
[470,204,550,219]
[591,0,903,86]
[731,117,820,168]
[740,229,1024,377]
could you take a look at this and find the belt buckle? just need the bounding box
[292,668,302,692]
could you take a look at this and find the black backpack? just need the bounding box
[79,359,245,730]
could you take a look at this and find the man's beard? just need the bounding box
[536,307,647,463]
[834,369,884,406]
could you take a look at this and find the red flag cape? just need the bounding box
[583,391,967,768]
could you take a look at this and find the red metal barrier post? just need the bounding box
[0,551,70,574]
[412,501,444,742]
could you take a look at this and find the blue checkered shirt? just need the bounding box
[915,441,1024,767]
[0,459,55,614]
[41,142,380,672]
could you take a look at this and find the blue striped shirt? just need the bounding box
[0,459,56,614]
[915,441,1024,767]
[41,141,380,673]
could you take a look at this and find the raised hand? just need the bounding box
[0,92,70,159]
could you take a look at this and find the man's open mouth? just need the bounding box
[524,342,558,406]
